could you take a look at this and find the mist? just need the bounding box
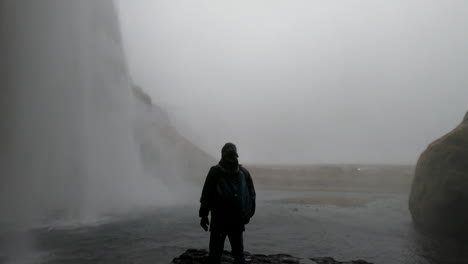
[0,0,202,231]
[1,1,467,263]
[117,0,468,165]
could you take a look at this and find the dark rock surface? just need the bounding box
[171,249,373,264]
[310,257,373,264]
[409,110,468,237]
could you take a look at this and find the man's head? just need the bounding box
[221,142,239,160]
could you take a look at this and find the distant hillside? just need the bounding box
[248,164,414,193]
[132,85,215,185]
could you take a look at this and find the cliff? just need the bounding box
[409,110,468,237]
[132,84,215,185]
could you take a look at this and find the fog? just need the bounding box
[117,0,468,165]
[0,0,465,229]
[1,2,467,263]
[0,0,197,231]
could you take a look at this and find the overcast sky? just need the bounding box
[117,0,467,165]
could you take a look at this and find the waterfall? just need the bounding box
[0,0,163,227]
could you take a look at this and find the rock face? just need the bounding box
[409,111,468,237]
[171,249,372,264]
[132,84,215,186]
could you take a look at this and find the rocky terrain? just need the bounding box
[171,249,372,264]
[409,110,468,237]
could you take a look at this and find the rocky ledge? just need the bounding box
[171,249,373,264]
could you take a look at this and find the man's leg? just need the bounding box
[208,231,227,264]
[227,231,245,264]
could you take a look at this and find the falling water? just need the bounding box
[0,1,212,262]
[0,0,166,228]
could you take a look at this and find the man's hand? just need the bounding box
[200,216,210,231]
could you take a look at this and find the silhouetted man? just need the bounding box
[199,143,256,264]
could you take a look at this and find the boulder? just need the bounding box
[409,111,468,237]
[171,249,372,264]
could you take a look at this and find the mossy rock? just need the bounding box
[409,111,468,237]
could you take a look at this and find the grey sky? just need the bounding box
[117,0,468,164]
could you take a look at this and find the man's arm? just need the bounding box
[243,167,256,218]
[199,167,216,218]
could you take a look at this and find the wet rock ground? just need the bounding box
[171,249,373,264]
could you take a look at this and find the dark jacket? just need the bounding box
[199,164,256,232]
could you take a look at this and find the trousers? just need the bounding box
[208,231,245,264]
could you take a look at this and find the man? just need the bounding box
[199,143,256,264]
